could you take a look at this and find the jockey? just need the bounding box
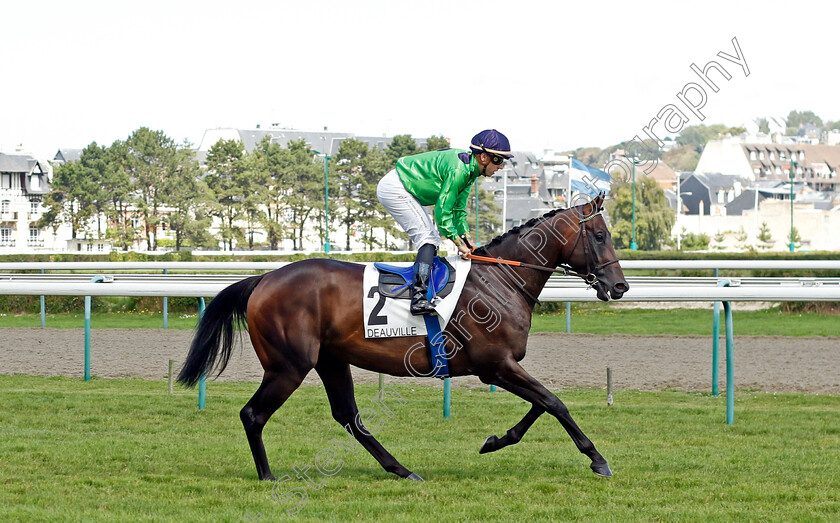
[376,129,513,315]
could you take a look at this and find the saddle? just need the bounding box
[373,257,456,301]
[372,257,457,378]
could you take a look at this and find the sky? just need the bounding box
[2,0,838,160]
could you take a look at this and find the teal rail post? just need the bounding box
[162,269,168,330]
[723,299,734,425]
[566,302,571,333]
[712,301,721,396]
[711,269,721,396]
[84,275,106,381]
[40,269,46,328]
[443,377,451,418]
[198,297,206,410]
[713,279,735,424]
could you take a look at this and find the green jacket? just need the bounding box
[395,149,480,240]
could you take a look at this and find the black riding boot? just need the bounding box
[410,243,437,316]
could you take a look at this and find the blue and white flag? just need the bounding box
[569,158,610,196]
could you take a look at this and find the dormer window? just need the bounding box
[799,151,805,161]
[750,151,756,160]
[770,151,775,161]
[759,151,765,160]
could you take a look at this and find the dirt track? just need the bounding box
[2,328,838,394]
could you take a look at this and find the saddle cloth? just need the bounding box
[362,256,471,339]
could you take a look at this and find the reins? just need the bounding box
[467,208,620,304]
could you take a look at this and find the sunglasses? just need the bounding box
[487,153,506,165]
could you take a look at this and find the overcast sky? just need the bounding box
[2,0,837,160]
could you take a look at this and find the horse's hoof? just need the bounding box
[479,435,499,454]
[405,472,424,481]
[590,461,613,478]
[260,474,276,482]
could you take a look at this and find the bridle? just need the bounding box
[468,206,620,304]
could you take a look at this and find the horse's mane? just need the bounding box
[474,206,569,256]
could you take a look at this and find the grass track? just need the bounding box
[0,375,838,521]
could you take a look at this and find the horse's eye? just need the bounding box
[595,232,605,243]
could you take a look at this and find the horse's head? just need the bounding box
[562,194,629,301]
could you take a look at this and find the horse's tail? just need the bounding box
[177,275,265,387]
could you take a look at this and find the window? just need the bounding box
[799,151,805,161]
[30,200,39,214]
[0,227,10,244]
[28,228,41,246]
[749,151,756,161]
[97,243,104,252]
[86,243,93,252]
[31,175,40,190]
[0,173,10,189]
[1,200,8,213]
[770,151,775,161]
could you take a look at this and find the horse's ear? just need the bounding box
[594,192,605,209]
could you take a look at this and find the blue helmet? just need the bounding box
[470,129,513,158]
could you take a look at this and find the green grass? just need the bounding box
[3,306,838,337]
[0,375,838,522]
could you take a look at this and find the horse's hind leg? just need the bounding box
[479,405,544,454]
[316,356,421,481]
[240,368,307,481]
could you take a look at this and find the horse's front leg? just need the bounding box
[479,404,544,454]
[482,360,612,477]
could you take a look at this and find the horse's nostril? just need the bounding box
[614,282,629,293]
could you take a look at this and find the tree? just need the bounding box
[38,161,97,240]
[334,138,371,251]
[204,139,248,250]
[785,110,823,135]
[605,175,675,250]
[386,134,419,164]
[662,145,701,172]
[245,137,287,250]
[758,221,772,246]
[424,135,450,151]
[164,145,216,250]
[126,128,181,251]
[101,140,140,250]
[679,230,710,251]
[282,139,325,251]
[787,226,801,246]
[757,118,770,134]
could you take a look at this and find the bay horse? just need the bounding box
[177,194,628,481]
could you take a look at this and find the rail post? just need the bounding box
[40,269,46,328]
[715,279,735,425]
[84,275,106,381]
[198,297,206,410]
[162,269,168,330]
[566,301,571,333]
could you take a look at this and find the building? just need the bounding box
[0,153,53,251]
[695,137,840,191]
